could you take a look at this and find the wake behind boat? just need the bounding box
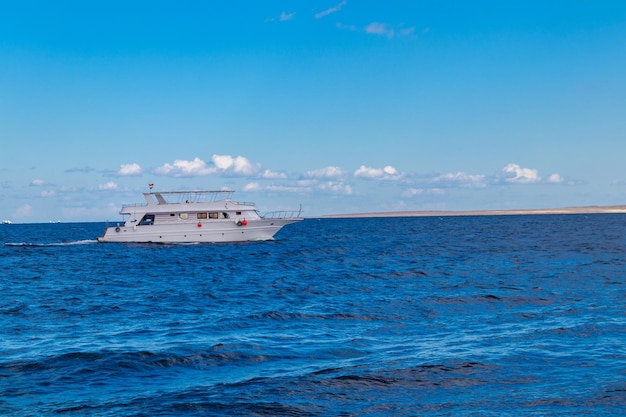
[98,189,302,243]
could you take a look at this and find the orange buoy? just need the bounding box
[197,222,202,228]
[242,219,247,226]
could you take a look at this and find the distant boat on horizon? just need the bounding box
[3,220,13,224]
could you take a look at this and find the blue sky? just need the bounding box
[1,1,625,222]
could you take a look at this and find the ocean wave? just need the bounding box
[314,361,498,390]
[0,344,288,376]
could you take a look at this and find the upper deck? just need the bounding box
[120,190,256,213]
[145,190,235,205]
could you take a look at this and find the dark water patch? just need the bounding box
[314,361,499,392]
[169,400,316,417]
[0,300,28,315]
[388,269,429,278]
[327,374,399,387]
[248,310,380,322]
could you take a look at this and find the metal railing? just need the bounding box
[121,202,148,211]
[262,205,303,219]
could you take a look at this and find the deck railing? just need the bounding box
[121,202,148,211]
[262,205,303,219]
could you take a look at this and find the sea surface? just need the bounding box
[1,215,625,416]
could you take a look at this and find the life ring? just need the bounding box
[197,222,202,228]
[236,220,242,226]
[115,226,120,232]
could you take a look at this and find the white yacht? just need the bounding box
[97,190,302,243]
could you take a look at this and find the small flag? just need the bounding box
[148,183,154,189]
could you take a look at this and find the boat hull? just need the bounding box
[97,218,301,243]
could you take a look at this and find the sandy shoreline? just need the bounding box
[315,205,626,219]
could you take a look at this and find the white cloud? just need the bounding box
[261,169,287,179]
[30,179,47,186]
[364,22,415,39]
[502,163,541,183]
[97,181,118,191]
[266,184,310,193]
[296,179,319,187]
[153,155,263,178]
[118,163,143,176]
[403,188,445,197]
[267,11,295,22]
[280,11,295,21]
[243,182,262,192]
[403,188,423,197]
[547,173,564,183]
[318,181,353,194]
[434,172,487,188]
[365,22,392,37]
[315,1,347,19]
[212,154,260,176]
[305,166,347,179]
[154,157,214,177]
[354,165,402,180]
[243,182,313,193]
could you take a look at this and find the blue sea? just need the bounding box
[1,215,625,416]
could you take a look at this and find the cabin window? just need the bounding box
[179,213,189,220]
[236,211,242,215]
[197,213,208,219]
[221,212,230,219]
[170,213,175,217]
[209,212,219,219]
[139,214,155,226]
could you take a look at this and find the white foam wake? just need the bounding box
[4,239,98,247]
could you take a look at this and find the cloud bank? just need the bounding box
[10,154,574,222]
[153,155,262,178]
[140,157,567,197]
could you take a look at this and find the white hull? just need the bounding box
[98,218,300,243]
[98,189,302,243]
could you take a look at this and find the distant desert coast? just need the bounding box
[317,205,626,218]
